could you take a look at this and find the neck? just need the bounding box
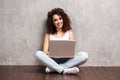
[57,28,62,32]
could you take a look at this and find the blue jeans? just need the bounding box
[35,51,88,73]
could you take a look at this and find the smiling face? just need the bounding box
[46,8,71,34]
[52,14,63,30]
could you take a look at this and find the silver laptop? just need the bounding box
[49,40,76,58]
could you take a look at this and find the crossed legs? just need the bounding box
[35,51,88,74]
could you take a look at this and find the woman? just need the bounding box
[36,8,88,74]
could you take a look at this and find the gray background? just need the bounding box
[0,0,120,66]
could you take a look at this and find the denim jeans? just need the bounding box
[35,51,88,73]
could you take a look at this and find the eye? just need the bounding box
[54,19,57,22]
[59,17,62,20]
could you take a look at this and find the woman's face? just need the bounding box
[52,14,63,30]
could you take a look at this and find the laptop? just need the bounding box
[49,40,76,58]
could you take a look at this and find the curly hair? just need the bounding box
[46,8,72,34]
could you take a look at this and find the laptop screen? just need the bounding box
[49,40,76,58]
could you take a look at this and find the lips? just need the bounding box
[57,23,62,28]
[58,23,61,26]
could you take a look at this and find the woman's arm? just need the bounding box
[69,31,75,40]
[43,33,50,55]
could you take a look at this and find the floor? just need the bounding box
[0,66,120,80]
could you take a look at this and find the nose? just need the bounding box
[58,19,61,23]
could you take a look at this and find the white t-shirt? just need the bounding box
[50,31,70,40]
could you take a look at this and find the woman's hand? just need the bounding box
[45,51,49,55]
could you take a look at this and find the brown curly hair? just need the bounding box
[46,8,72,34]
